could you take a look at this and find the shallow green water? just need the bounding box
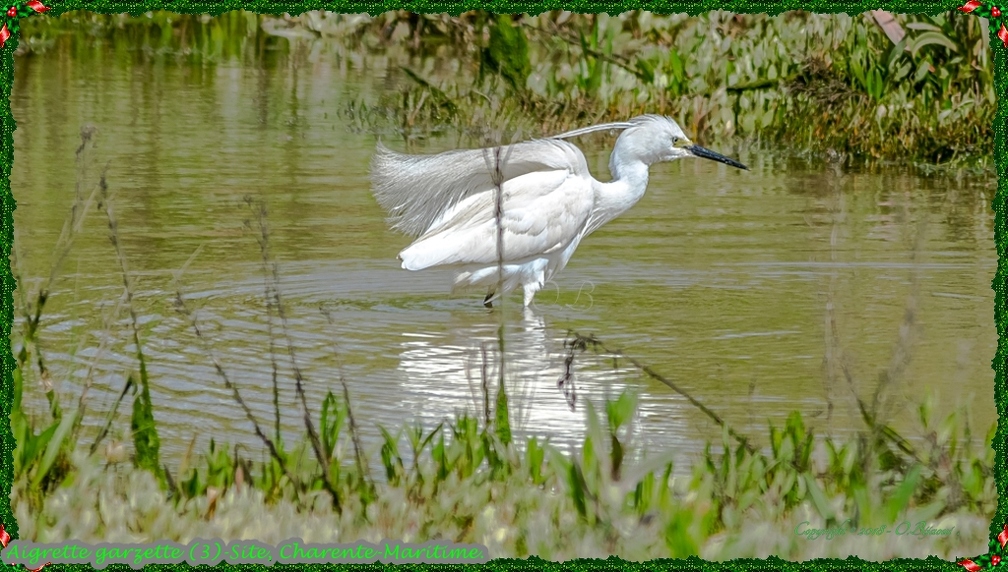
[10,35,998,473]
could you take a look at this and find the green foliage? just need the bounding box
[10,368,76,497]
[482,14,531,93]
[334,11,993,166]
[494,377,512,447]
[574,16,609,99]
[606,390,635,480]
[129,369,162,479]
[320,390,346,464]
[20,11,993,165]
[525,436,545,485]
[13,331,996,558]
[379,426,405,486]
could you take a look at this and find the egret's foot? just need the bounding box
[483,292,495,308]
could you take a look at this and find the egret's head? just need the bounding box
[621,115,748,170]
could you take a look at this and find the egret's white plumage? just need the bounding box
[370,115,748,307]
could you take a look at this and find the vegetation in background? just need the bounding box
[18,10,996,169]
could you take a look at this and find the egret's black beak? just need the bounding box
[687,144,748,170]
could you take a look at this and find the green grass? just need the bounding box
[9,373,996,559]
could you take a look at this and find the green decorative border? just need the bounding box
[0,0,1003,570]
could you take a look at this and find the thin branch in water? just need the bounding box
[15,126,103,413]
[250,198,341,513]
[49,125,101,290]
[480,342,491,427]
[820,163,924,466]
[89,375,134,456]
[320,305,376,497]
[565,332,756,454]
[341,380,373,495]
[485,131,521,446]
[821,155,847,425]
[558,339,579,411]
[480,127,522,306]
[97,164,148,381]
[171,247,303,495]
[245,196,284,443]
[75,290,128,413]
[98,164,166,475]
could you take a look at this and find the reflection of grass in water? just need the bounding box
[10,131,996,560]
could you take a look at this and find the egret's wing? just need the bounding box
[398,169,593,271]
[370,138,590,237]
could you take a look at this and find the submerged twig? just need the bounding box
[249,198,342,513]
[246,196,285,444]
[98,164,164,476]
[341,380,373,495]
[172,252,302,496]
[320,305,377,498]
[564,333,757,454]
[821,159,925,467]
[98,165,149,396]
[480,342,491,427]
[88,375,134,456]
[14,126,102,417]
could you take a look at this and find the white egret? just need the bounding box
[370,114,747,308]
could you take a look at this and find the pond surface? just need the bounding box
[11,36,998,474]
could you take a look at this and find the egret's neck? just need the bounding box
[590,158,650,231]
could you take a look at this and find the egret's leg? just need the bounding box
[483,291,495,308]
[522,267,548,308]
[522,282,541,307]
[522,305,536,322]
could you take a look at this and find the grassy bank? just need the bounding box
[10,396,995,560]
[20,10,996,170]
[7,130,997,560]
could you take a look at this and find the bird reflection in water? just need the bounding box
[392,308,629,447]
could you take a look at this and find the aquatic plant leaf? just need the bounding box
[379,426,404,484]
[906,22,942,33]
[568,460,587,518]
[910,31,959,57]
[320,391,344,458]
[131,372,161,477]
[885,37,907,73]
[634,471,654,515]
[804,473,835,521]
[494,382,511,447]
[31,408,76,489]
[634,57,655,84]
[606,390,636,434]
[526,437,544,484]
[663,509,700,557]
[884,463,922,523]
[914,59,932,84]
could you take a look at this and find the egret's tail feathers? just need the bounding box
[370,139,589,237]
[398,235,459,271]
